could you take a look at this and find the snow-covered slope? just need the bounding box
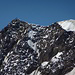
[58,19,75,31]
[65,68,75,75]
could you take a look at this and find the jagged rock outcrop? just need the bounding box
[0,19,75,75]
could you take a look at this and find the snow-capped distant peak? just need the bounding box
[57,19,75,31]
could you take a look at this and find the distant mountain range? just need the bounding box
[0,19,75,75]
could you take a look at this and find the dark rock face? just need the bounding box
[0,19,75,75]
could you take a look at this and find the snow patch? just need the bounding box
[27,40,37,51]
[4,57,8,64]
[4,52,11,64]
[43,35,48,38]
[30,70,35,75]
[27,40,40,56]
[30,70,41,75]
[17,39,21,45]
[14,63,17,66]
[41,61,48,66]
[36,71,41,75]
[51,52,63,63]
[52,69,56,73]
[28,30,37,39]
[65,67,75,75]
[58,20,75,31]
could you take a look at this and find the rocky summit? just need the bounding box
[0,19,75,75]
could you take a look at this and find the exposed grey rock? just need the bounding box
[0,19,75,75]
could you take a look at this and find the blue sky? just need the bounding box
[0,0,75,29]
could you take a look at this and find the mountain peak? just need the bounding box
[0,19,75,75]
[57,19,75,31]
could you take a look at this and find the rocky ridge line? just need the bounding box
[0,19,75,75]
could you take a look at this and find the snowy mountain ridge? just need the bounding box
[58,19,75,31]
[0,19,75,75]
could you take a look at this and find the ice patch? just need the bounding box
[58,20,75,31]
[65,67,75,75]
[51,52,63,63]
